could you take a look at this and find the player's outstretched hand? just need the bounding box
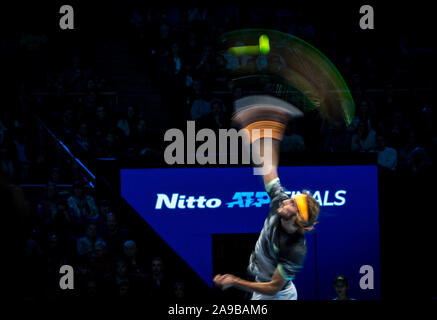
[213,274,238,290]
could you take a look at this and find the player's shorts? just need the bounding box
[250,278,297,300]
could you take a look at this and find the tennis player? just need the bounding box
[213,118,320,300]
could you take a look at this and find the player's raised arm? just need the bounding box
[231,95,299,188]
[253,137,281,189]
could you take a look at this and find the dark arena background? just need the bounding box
[2,0,436,312]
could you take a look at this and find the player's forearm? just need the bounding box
[263,167,278,188]
[258,138,280,187]
[233,277,281,296]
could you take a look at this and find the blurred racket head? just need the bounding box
[217,29,355,128]
[231,95,303,131]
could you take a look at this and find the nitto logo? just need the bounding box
[155,193,222,209]
[155,190,347,210]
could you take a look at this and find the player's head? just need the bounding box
[333,275,349,299]
[278,190,320,232]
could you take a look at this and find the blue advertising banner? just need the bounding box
[120,166,380,299]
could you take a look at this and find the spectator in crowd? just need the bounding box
[99,199,112,217]
[23,234,44,300]
[212,7,240,30]
[275,9,295,34]
[103,259,140,299]
[64,55,93,92]
[37,182,59,223]
[67,181,99,223]
[321,121,351,153]
[74,255,94,297]
[172,281,186,300]
[213,54,230,90]
[351,121,376,152]
[182,63,195,93]
[96,74,109,91]
[398,129,420,169]
[184,75,200,115]
[43,233,73,298]
[90,240,114,277]
[32,151,51,183]
[129,8,145,41]
[371,133,398,171]
[0,146,15,179]
[52,72,66,96]
[222,48,240,72]
[427,137,436,168]
[92,105,114,143]
[281,120,306,153]
[187,8,209,23]
[12,121,32,181]
[165,42,188,121]
[350,73,362,95]
[348,98,374,133]
[117,105,138,138]
[157,23,173,54]
[123,240,146,280]
[417,106,434,149]
[74,123,96,156]
[195,44,215,76]
[48,167,61,184]
[386,110,409,151]
[58,108,75,142]
[197,98,228,130]
[46,199,72,245]
[83,87,98,110]
[76,222,103,260]
[84,278,100,301]
[156,54,173,89]
[189,79,212,120]
[405,146,432,174]
[146,256,171,300]
[86,78,96,93]
[170,42,183,76]
[181,31,202,66]
[0,118,8,146]
[129,118,158,156]
[102,212,132,260]
[332,275,355,300]
[97,130,120,158]
[117,280,133,301]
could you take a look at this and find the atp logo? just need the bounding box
[226,192,271,208]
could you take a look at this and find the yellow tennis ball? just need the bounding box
[259,34,270,55]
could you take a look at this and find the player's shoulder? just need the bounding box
[266,210,279,225]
